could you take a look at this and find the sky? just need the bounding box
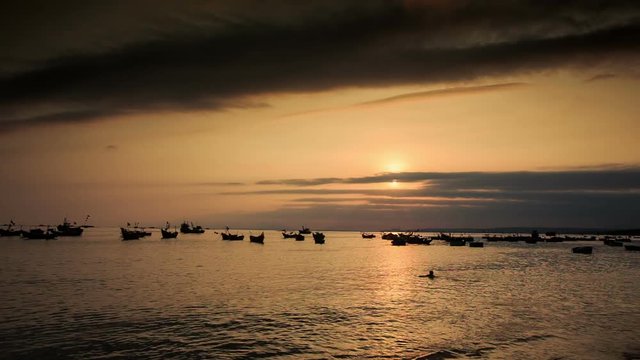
[1,0,639,230]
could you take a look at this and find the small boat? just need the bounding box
[361,232,376,239]
[449,239,466,246]
[180,222,205,234]
[624,245,640,251]
[0,221,22,236]
[22,228,57,240]
[282,231,298,239]
[295,234,305,241]
[572,246,593,254]
[299,226,311,234]
[468,241,484,248]
[603,239,623,247]
[313,232,325,244]
[524,238,538,244]
[161,229,178,239]
[391,237,406,246]
[381,232,399,240]
[221,229,244,240]
[56,218,84,236]
[250,232,265,244]
[121,227,143,241]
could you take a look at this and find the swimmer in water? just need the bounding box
[419,270,435,279]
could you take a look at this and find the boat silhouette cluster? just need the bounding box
[2,221,639,252]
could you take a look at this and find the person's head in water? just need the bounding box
[429,270,434,276]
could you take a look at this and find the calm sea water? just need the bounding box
[1,228,639,359]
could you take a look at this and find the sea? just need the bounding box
[1,228,639,360]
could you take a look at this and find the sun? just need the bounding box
[389,179,400,188]
[385,163,404,173]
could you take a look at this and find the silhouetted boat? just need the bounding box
[603,239,623,247]
[250,232,265,244]
[299,226,311,234]
[56,218,84,236]
[221,230,244,240]
[468,241,484,248]
[161,229,178,239]
[624,245,640,251]
[0,221,21,236]
[572,246,593,254]
[361,232,376,239]
[121,227,143,240]
[23,228,57,240]
[449,239,466,246]
[180,222,205,234]
[313,232,325,244]
[382,232,399,240]
[282,231,298,239]
[295,234,305,241]
[391,237,406,246]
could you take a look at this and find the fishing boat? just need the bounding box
[299,226,311,234]
[0,221,21,236]
[381,232,399,240]
[282,231,298,239]
[572,246,593,254]
[313,232,325,244]
[121,227,143,241]
[160,222,178,239]
[250,232,265,244]
[221,228,244,240]
[56,218,84,236]
[391,237,406,246]
[468,241,484,248]
[23,228,57,240]
[603,239,623,247]
[180,222,205,234]
[295,234,305,241]
[449,238,466,246]
[361,232,376,239]
[624,244,640,251]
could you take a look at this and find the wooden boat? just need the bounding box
[295,234,305,241]
[282,232,298,239]
[161,228,178,239]
[468,241,484,247]
[313,232,325,244]
[391,237,406,246]
[0,221,22,236]
[524,238,538,244]
[22,228,57,240]
[572,246,593,254]
[56,218,84,236]
[449,239,466,246]
[299,226,311,234]
[180,222,205,234]
[221,231,244,240]
[624,244,640,251]
[121,227,143,241]
[603,239,623,247]
[381,232,399,240]
[250,232,265,244]
[361,233,376,239]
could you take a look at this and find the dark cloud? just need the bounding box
[1,1,639,129]
[105,144,117,151]
[220,168,640,228]
[585,73,617,82]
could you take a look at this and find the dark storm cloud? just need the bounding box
[1,0,639,129]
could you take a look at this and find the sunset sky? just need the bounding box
[1,1,639,229]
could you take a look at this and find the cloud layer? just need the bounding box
[1,1,639,130]
[219,167,640,229]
